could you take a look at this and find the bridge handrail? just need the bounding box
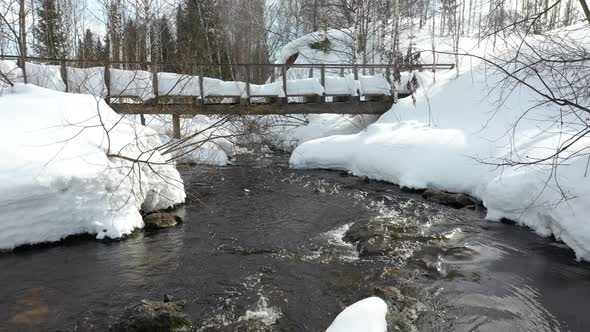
[0,55,455,103]
[0,55,455,70]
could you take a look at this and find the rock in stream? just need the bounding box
[110,298,192,332]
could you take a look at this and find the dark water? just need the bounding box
[1,153,590,331]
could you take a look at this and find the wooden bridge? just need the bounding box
[2,56,455,138]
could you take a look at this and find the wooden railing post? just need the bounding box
[104,59,111,103]
[320,64,326,103]
[340,67,345,78]
[152,61,159,101]
[199,65,205,103]
[271,67,276,83]
[245,64,251,101]
[282,65,288,102]
[353,65,359,100]
[309,67,313,78]
[60,60,68,92]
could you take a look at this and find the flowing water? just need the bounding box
[1,153,590,331]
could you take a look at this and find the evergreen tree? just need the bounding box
[96,38,104,61]
[107,1,123,63]
[122,20,139,64]
[176,0,231,77]
[33,0,67,58]
[159,15,177,72]
[80,29,96,60]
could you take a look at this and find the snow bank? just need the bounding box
[278,29,356,66]
[0,60,22,93]
[26,62,66,92]
[110,68,155,100]
[0,84,185,250]
[326,297,388,332]
[291,30,590,260]
[261,114,377,151]
[67,66,107,96]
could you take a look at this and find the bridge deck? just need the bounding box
[109,95,407,116]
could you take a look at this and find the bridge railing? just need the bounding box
[0,55,455,104]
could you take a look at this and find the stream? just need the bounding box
[1,153,590,331]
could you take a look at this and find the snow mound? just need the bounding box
[0,84,185,250]
[262,114,377,151]
[326,297,388,332]
[0,60,22,93]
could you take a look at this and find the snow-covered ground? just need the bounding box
[257,114,377,151]
[0,84,185,250]
[291,26,590,261]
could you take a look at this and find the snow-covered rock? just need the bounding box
[326,297,388,332]
[0,84,185,250]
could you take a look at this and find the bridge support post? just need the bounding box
[172,114,181,139]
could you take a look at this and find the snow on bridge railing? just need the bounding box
[0,55,455,103]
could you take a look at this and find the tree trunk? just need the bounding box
[580,0,590,24]
[19,0,27,83]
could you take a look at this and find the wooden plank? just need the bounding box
[110,101,393,116]
[331,95,353,102]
